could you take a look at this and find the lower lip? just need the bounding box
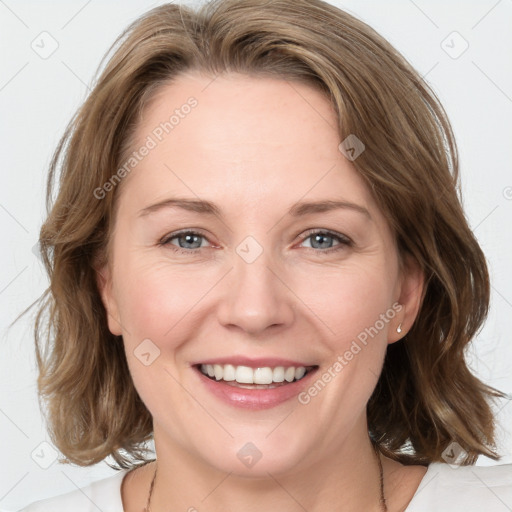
[194,366,318,410]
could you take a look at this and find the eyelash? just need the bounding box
[159,229,352,256]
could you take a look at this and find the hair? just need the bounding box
[24,0,507,470]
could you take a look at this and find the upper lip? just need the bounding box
[192,356,317,368]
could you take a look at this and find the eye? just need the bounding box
[159,230,210,253]
[299,229,352,253]
[159,229,352,256]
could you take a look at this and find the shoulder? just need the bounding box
[17,470,129,512]
[407,462,512,512]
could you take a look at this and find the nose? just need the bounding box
[216,247,295,336]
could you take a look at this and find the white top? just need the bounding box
[18,462,512,512]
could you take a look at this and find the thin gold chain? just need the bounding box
[144,443,386,512]
[143,462,156,512]
[374,441,388,512]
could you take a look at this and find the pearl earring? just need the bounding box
[396,323,402,334]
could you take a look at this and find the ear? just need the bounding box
[388,253,424,344]
[95,260,123,336]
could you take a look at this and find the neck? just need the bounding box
[147,424,385,512]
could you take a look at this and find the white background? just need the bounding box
[1,0,511,510]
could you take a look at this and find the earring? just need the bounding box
[396,323,402,334]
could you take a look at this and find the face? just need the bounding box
[98,71,423,476]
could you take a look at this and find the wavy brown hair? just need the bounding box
[26,0,507,470]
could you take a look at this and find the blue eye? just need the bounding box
[299,230,352,253]
[160,231,208,253]
[159,229,351,255]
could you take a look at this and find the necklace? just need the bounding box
[144,442,386,511]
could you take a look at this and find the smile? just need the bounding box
[193,361,319,409]
[198,363,316,386]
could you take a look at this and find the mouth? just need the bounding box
[195,363,318,389]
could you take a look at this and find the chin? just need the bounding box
[195,433,311,478]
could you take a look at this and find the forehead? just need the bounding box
[118,71,377,219]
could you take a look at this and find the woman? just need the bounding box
[20,0,512,510]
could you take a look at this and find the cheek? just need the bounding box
[292,259,397,347]
[113,257,211,344]
[113,259,206,408]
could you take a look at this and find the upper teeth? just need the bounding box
[200,364,307,384]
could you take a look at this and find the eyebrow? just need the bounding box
[138,197,371,220]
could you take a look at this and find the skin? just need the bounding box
[97,71,427,512]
